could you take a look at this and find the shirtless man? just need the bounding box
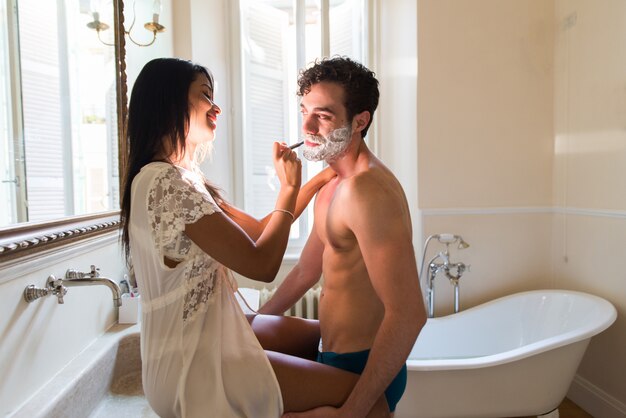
[259,57,427,417]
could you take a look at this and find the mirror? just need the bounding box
[0,0,127,261]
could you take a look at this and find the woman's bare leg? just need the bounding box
[266,350,390,417]
[247,314,320,360]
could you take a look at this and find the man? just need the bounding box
[259,57,426,417]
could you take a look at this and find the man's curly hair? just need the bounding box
[297,56,379,138]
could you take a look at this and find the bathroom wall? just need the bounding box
[552,0,626,415]
[417,0,555,312]
[0,1,175,415]
[418,0,626,415]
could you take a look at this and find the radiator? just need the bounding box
[260,286,322,319]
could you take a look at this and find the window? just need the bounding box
[236,0,371,252]
[0,0,118,228]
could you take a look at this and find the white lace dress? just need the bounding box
[129,162,283,418]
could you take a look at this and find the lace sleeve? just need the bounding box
[148,166,221,261]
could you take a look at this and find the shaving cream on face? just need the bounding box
[302,125,352,162]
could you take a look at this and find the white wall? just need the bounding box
[375,0,420,251]
[553,1,626,415]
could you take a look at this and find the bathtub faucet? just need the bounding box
[444,262,467,314]
[419,234,470,318]
[23,265,122,308]
[425,252,448,318]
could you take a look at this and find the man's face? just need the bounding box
[300,82,353,162]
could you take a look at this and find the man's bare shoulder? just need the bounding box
[336,165,407,217]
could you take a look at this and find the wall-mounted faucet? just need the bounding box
[419,234,470,318]
[23,265,122,307]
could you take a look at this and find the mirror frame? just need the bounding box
[0,0,127,264]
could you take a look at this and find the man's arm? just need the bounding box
[339,176,426,417]
[258,225,324,315]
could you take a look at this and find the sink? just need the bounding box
[88,332,156,418]
[11,324,157,418]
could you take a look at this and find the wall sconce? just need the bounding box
[87,0,165,47]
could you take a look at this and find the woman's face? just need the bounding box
[186,73,221,146]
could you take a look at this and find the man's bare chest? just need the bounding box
[314,180,355,250]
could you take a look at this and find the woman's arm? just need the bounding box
[186,143,301,282]
[221,166,336,241]
[185,188,296,282]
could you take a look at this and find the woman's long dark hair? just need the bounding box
[120,58,225,264]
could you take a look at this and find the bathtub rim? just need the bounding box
[407,289,616,371]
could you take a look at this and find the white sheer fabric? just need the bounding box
[129,162,283,418]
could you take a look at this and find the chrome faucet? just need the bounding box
[444,261,467,314]
[425,251,449,318]
[63,265,122,307]
[23,265,122,307]
[419,234,470,318]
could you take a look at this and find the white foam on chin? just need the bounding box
[302,125,352,162]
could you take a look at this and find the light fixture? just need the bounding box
[87,0,165,47]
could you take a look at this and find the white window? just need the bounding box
[234,0,372,253]
[0,0,118,227]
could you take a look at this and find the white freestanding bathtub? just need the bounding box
[394,290,617,418]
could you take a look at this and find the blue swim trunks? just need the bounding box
[317,349,407,412]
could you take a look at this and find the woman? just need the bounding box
[120,58,389,418]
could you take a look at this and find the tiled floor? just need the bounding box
[519,398,593,418]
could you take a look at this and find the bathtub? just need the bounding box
[394,290,617,418]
